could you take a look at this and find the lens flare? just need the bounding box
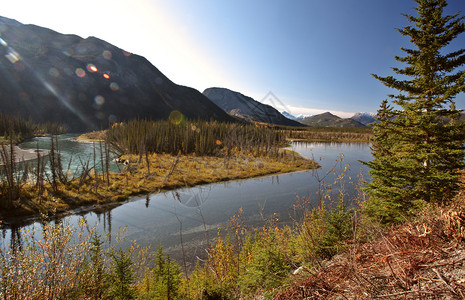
[86,64,98,72]
[103,73,110,79]
[5,51,19,64]
[0,37,7,47]
[75,68,86,78]
[109,82,119,91]
[63,48,74,57]
[102,50,112,60]
[123,51,132,57]
[169,110,184,125]
[0,37,94,128]
[94,95,105,106]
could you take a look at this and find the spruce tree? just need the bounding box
[365,0,465,220]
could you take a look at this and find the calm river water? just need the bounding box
[2,135,372,263]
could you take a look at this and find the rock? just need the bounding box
[203,87,303,126]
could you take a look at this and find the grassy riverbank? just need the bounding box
[1,119,308,220]
[0,145,317,221]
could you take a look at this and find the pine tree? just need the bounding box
[108,248,136,300]
[365,0,465,220]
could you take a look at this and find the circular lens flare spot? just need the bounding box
[94,95,105,106]
[103,73,110,79]
[169,110,184,125]
[109,82,119,91]
[102,50,112,60]
[75,68,86,78]
[87,64,98,72]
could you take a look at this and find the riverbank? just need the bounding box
[73,130,106,142]
[0,149,318,224]
[0,145,49,164]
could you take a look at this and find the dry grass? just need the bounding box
[1,150,317,220]
[74,130,106,142]
[274,172,465,299]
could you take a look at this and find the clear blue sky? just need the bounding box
[3,0,465,117]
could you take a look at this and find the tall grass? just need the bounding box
[105,119,286,157]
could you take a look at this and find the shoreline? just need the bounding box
[0,145,49,164]
[0,151,318,227]
[0,168,314,229]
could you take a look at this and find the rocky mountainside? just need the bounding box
[300,112,366,128]
[350,111,465,126]
[351,112,376,126]
[203,87,302,127]
[0,16,233,131]
[281,111,304,121]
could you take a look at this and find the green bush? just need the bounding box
[107,248,136,300]
[292,199,354,263]
[138,246,182,300]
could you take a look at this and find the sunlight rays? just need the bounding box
[0,35,94,128]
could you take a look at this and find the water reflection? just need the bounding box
[1,141,372,262]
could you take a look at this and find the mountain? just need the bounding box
[0,16,234,131]
[351,111,465,126]
[351,112,376,126]
[281,111,304,121]
[300,112,366,128]
[203,87,302,126]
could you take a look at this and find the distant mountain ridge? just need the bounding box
[203,87,302,127]
[0,16,233,131]
[281,111,304,121]
[351,112,376,126]
[301,112,366,128]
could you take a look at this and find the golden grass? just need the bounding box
[75,130,106,142]
[1,150,318,219]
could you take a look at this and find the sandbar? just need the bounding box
[0,145,49,164]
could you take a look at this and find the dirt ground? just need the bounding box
[275,190,465,299]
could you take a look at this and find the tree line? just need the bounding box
[0,113,66,143]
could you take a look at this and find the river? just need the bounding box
[2,135,372,263]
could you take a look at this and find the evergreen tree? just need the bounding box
[139,246,182,299]
[108,248,136,300]
[365,0,465,220]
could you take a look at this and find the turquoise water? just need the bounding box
[19,134,121,174]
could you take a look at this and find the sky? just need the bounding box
[2,0,465,118]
